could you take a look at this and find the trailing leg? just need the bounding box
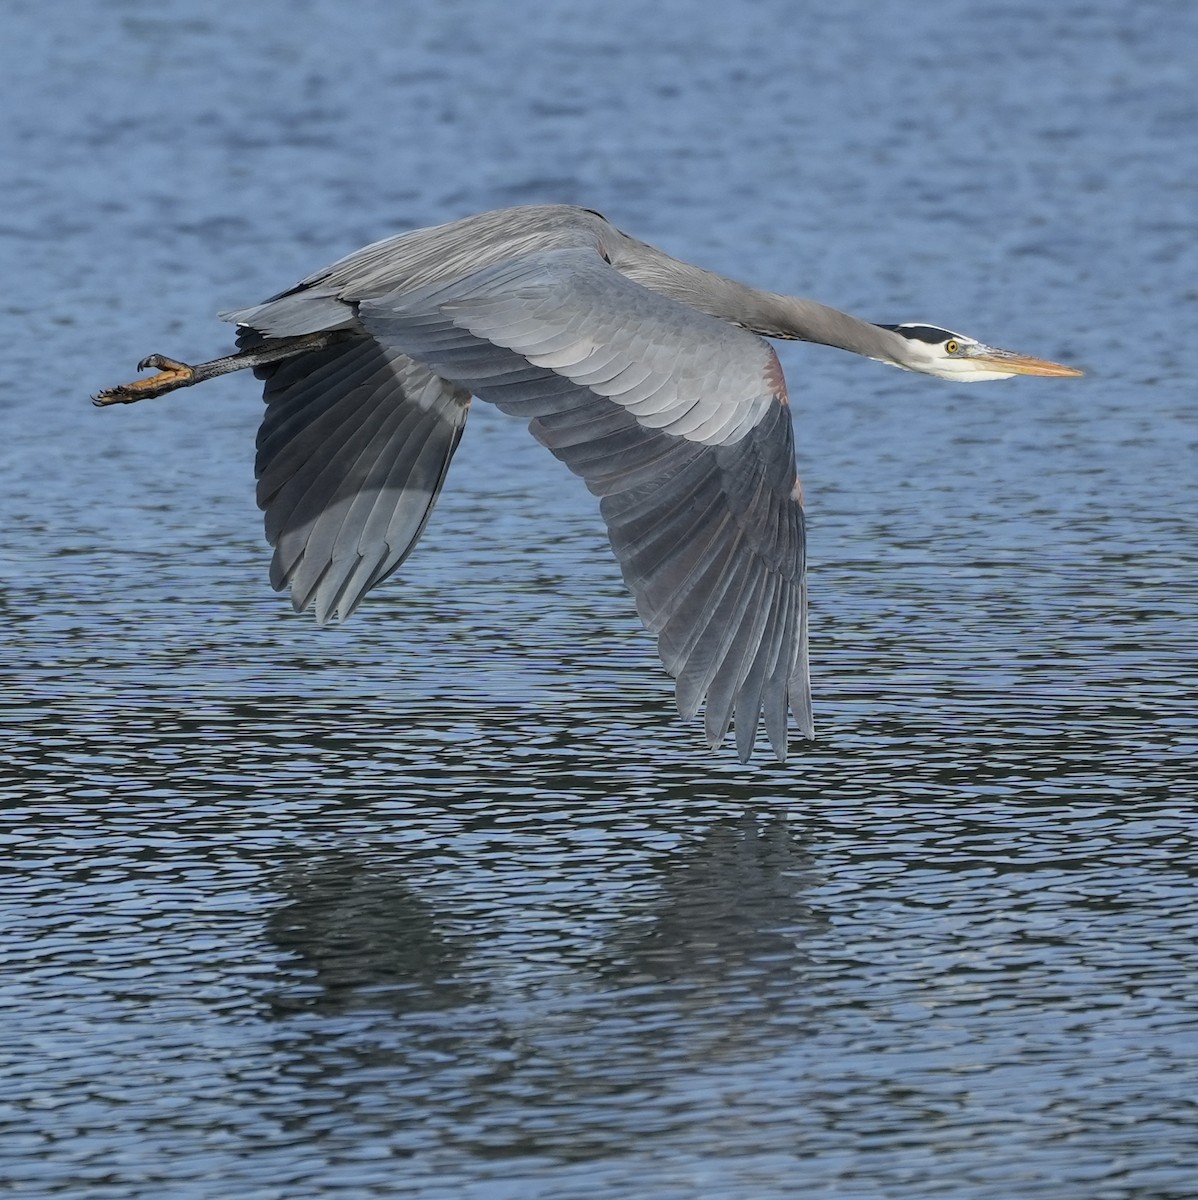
[93,330,354,406]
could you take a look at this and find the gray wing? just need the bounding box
[360,247,811,760]
[246,329,470,624]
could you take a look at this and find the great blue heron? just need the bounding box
[96,204,1082,761]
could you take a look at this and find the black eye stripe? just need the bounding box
[878,323,959,344]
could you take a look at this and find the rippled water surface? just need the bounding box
[3,1,1196,1196]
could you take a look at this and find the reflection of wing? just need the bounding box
[603,813,821,984]
[361,248,810,760]
[265,852,482,1016]
[246,331,470,624]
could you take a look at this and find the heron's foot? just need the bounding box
[94,331,353,409]
[93,355,197,407]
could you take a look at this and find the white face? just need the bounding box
[881,323,1084,382]
[892,324,1014,381]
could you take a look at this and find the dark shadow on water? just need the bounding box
[597,811,822,986]
[254,813,828,1160]
[263,850,489,1016]
[260,812,824,1017]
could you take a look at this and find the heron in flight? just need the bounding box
[96,204,1082,761]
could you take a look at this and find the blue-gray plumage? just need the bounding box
[96,204,1082,761]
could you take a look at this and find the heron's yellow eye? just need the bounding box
[945,339,959,355]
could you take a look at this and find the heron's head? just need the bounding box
[878,323,1084,382]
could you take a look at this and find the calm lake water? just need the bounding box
[2,0,1196,1196]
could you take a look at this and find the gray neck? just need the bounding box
[613,238,914,366]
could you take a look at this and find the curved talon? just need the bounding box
[137,353,186,373]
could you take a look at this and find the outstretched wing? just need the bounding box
[244,329,470,624]
[360,247,810,760]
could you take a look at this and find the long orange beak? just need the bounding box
[972,348,1085,377]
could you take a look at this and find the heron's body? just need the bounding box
[97,204,1081,761]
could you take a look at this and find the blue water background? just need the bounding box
[1,1,1196,1196]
